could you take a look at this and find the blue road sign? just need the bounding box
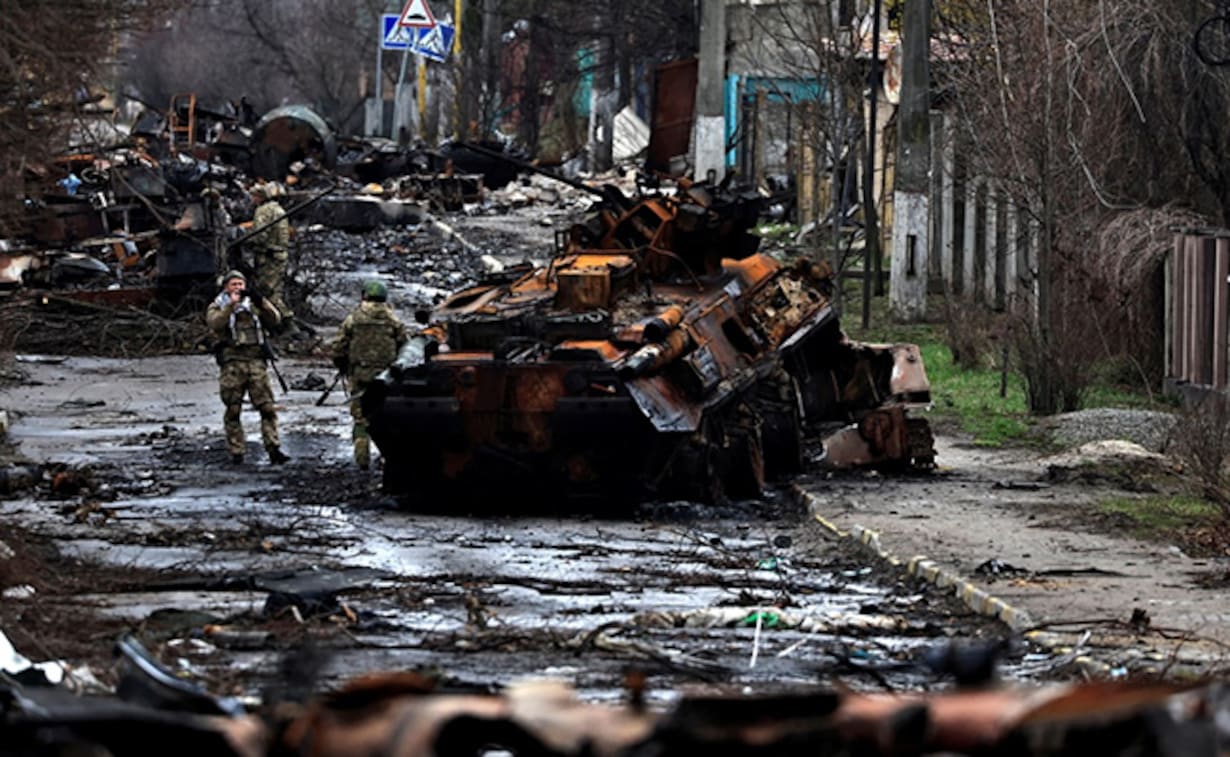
[381,13,455,61]
[411,23,455,63]
[382,14,415,49]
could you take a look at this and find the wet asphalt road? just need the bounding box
[1,357,1015,704]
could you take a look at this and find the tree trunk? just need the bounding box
[592,15,615,171]
[480,0,500,136]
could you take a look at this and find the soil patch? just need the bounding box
[0,526,163,673]
[1184,518,1230,560]
[1026,496,1230,558]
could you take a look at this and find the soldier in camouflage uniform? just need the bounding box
[331,280,408,469]
[246,183,293,329]
[206,270,290,465]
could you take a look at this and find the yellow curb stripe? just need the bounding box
[795,484,1042,636]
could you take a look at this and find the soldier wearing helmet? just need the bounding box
[245,181,294,332]
[330,279,408,469]
[206,270,289,465]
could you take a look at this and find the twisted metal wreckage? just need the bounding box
[1,95,505,301]
[366,157,934,503]
[4,89,939,500]
[1,634,1226,756]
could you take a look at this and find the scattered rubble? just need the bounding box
[0,98,557,361]
[1042,408,1178,454]
[5,90,1227,757]
[2,639,1227,756]
[1043,440,1185,492]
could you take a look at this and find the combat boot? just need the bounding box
[354,437,370,470]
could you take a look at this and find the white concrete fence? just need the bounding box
[928,113,1040,310]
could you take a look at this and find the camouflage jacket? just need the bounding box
[206,291,282,363]
[331,301,408,381]
[249,200,289,255]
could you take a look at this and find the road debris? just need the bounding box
[2,645,1225,757]
[365,169,935,505]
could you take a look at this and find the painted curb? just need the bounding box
[794,485,1113,677]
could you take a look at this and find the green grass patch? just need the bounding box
[1082,378,1174,410]
[1098,495,1223,538]
[919,342,1033,446]
[753,223,800,244]
[832,287,1168,445]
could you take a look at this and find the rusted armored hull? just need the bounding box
[365,180,934,504]
[366,360,666,502]
[366,265,931,504]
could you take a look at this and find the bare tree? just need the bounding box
[733,2,874,315]
[0,0,174,235]
[125,0,381,134]
[935,0,1227,413]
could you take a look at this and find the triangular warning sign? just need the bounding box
[397,0,436,29]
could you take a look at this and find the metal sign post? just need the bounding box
[383,3,452,140]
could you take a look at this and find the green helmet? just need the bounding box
[362,279,388,302]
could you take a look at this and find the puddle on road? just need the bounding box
[11,481,1014,702]
[1,358,1028,704]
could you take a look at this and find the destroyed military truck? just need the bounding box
[363,175,934,505]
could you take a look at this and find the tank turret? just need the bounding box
[364,176,934,505]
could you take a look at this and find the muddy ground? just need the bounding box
[2,186,1228,708]
[0,352,1021,704]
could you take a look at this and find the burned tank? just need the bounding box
[363,176,934,505]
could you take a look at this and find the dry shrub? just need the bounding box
[940,295,1005,370]
[1088,206,1209,385]
[1008,205,1207,415]
[1171,394,1230,516]
[1010,296,1099,415]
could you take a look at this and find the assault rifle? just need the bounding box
[225,181,339,253]
[262,341,289,394]
[316,371,349,406]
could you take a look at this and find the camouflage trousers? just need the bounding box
[219,358,279,456]
[255,249,291,321]
[348,377,371,468]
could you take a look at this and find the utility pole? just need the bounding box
[861,0,882,329]
[481,0,499,137]
[692,0,726,182]
[394,43,420,140]
[453,0,464,137]
[889,0,932,321]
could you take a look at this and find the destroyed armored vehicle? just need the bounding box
[363,177,934,504]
